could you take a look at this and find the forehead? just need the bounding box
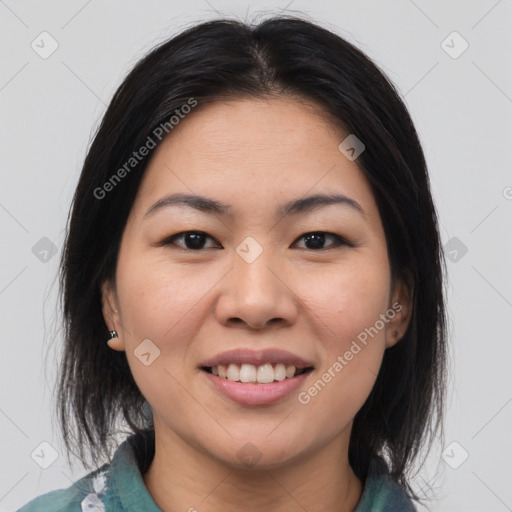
[129,96,379,225]
[165,95,344,155]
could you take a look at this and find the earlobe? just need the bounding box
[106,335,124,351]
[385,269,414,349]
[100,279,126,351]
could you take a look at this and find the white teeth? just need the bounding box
[257,363,275,383]
[274,363,287,381]
[240,363,257,383]
[286,364,295,379]
[227,363,240,381]
[209,363,302,383]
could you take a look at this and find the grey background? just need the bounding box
[1,1,511,510]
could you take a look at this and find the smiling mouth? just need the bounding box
[201,363,314,384]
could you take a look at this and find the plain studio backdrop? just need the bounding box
[1,1,511,511]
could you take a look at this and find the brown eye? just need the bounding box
[160,231,221,251]
[293,232,351,250]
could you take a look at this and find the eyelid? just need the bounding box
[158,230,352,250]
[292,232,353,249]
[156,231,221,249]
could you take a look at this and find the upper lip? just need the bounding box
[201,348,314,369]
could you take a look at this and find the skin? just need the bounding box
[101,96,413,512]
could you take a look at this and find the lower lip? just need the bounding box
[202,370,312,406]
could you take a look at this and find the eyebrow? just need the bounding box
[143,192,366,220]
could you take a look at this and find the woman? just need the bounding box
[18,14,447,512]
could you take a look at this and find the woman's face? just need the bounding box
[102,96,412,470]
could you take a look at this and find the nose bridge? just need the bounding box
[215,236,298,328]
[233,238,284,300]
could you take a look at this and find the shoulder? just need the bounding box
[15,464,110,512]
[16,430,156,512]
[355,456,417,512]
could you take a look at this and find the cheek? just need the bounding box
[293,260,390,419]
[114,252,205,410]
[116,251,211,339]
[114,251,228,390]
[301,258,391,350]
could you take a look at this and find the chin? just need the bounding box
[205,436,310,472]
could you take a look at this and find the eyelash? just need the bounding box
[158,230,352,251]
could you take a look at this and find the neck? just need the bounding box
[143,424,363,512]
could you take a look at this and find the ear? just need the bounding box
[100,279,126,351]
[385,268,414,349]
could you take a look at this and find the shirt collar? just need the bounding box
[105,429,161,511]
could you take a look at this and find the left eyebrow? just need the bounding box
[278,193,366,219]
[143,192,366,221]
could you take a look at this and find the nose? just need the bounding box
[214,250,299,330]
